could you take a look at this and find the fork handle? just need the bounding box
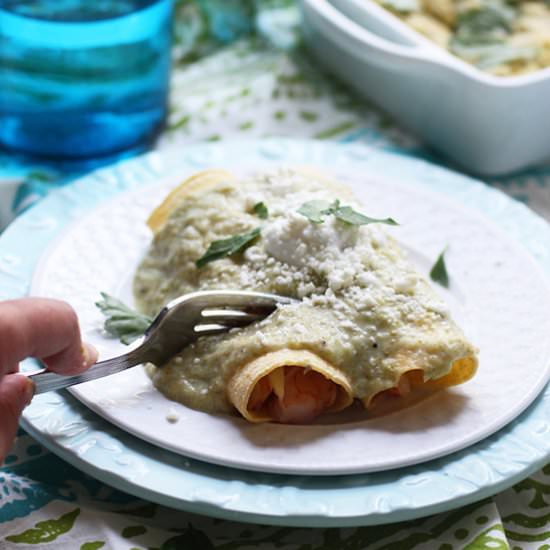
[25,353,141,395]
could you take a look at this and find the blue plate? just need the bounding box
[3,139,550,527]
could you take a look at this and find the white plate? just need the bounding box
[30,158,550,475]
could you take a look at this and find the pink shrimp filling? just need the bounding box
[248,366,338,424]
[370,369,425,408]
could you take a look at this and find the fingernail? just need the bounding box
[81,343,98,368]
[22,376,35,407]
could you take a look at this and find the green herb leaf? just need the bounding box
[430,249,449,288]
[95,292,153,345]
[298,199,398,226]
[380,0,419,14]
[332,205,398,226]
[453,2,516,47]
[196,227,261,268]
[297,200,333,223]
[448,1,538,69]
[253,201,268,219]
[450,41,537,69]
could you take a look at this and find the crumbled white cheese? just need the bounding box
[263,213,360,271]
[166,408,180,423]
[357,272,379,287]
[243,245,265,263]
[394,275,418,294]
[297,281,316,298]
[182,225,200,239]
[245,170,456,361]
[428,302,451,317]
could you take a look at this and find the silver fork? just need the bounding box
[26,290,294,394]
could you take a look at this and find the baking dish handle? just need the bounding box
[301,0,450,73]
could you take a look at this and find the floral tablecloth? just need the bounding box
[2,2,550,548]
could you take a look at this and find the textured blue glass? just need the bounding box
[0,0,173,160]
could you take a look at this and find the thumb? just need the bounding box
[0,375,34,463]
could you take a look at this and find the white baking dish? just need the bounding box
[301,0,550,176]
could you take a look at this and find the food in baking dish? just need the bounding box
[133,168,478,424]
[375,0,550,75]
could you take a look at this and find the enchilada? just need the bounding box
[133,168,478,424]
[375,0,550,76]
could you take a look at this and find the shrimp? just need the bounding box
[248,366,338,424]
[370,369,425,408]
[248,376,272,412]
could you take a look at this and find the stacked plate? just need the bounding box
[300,0,550,176]
[6,139,550,527]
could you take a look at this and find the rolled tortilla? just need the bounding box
[147,169,238,233]
[227,350,354,423]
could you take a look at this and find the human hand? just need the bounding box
[0,298,97,463]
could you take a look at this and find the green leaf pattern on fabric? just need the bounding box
[160,524,215,549]
[122,525,147,539]
[5,508,80,544]
[80,542,105,550]
[463,525,509,549]
[114,503,159,518]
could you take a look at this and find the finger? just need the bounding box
[0,374,34,463]
[0,298,97,376]
[43,342,98,376]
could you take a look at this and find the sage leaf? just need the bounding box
[430,249,449,288]
[332,205,398,226]
[95,292,152,345]
[196,227,261,268]
[297,200,332,224]
[298,199,398,226]
[453,2,516,47]
[253,201,268,219]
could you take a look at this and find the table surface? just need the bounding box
[1,2,550,548]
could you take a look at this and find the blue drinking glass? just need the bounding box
[0,0,173,160]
